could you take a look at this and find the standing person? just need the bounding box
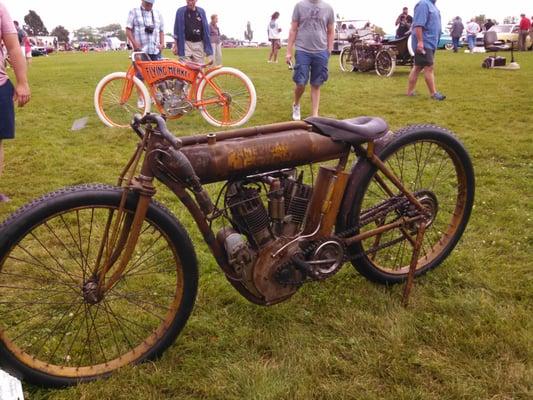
[518,13,531,51]
[406,0,445,101]
[285,0,334,121]
[13,21,25,58]
[450,16,464,53]
[483,19,494,31]
[209,14,222,65]
[395,7,413,38]
[23,35,32,65]
[126,0,165,60]
[267,11,282,63]
[0,2,31,202]
[465,18,480,52]
[174,0,213,63]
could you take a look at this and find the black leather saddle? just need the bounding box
[305,116,389,145]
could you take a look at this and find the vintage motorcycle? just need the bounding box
[340,33,414,76]
[0,114,475,386]
[94,52,257,128]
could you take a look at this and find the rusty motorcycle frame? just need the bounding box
[0,114,475,386]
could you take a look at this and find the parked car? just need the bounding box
[333,19,371,54]
[31,46,47,57]
[438,34,461,50]
[221,40,238,48]
[486,24,532,49]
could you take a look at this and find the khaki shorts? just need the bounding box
[184,41,205,63]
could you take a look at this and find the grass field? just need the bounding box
[1,48,532,399]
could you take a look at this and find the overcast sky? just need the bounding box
[6,0,530,41]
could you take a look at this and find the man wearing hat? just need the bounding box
[126,0,165,60]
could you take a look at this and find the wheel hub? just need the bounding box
[82,278,101,305]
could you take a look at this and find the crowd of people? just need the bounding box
[1,0,532,202]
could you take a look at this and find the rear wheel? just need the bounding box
[94,72,151,128]
[339,46,355,72]
[197,67,256,127]
[375,50,396,77]
[0,185,198,387]
[344,126,475,284]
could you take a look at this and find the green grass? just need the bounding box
[1,48,532,399]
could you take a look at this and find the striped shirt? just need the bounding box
[126,6,164,55]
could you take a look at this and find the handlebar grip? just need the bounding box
[133,113,183,149]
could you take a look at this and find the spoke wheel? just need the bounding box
[339,46,355,72]
[197,67,256,127]
[344,126,475,284]
[375,50,396,77]
[0,185,197,387]
[94,72,151,128]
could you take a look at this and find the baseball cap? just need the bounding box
[144,0,155,4]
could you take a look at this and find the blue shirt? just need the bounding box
[412,0,441,50]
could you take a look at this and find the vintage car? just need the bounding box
[333,19,372,54]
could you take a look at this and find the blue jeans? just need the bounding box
[452,37,460,52]
[467,35,476,50]
[293,50,329,86]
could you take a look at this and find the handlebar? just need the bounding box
[131,113,182,149]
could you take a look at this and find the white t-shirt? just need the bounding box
[268,20,281,40]
[466,21,480,35]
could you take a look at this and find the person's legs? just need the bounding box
[292,50,312,120]
[272,41,280,62]
[308,50,329,117]
[407,66,422,95]
[423,65,436,94]
[310,85,320,117]
[467,35,474,51]
[452,37,459,52]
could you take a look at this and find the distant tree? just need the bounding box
[244,21,253,42]
[73,26,101,43]
[51,25,69,43]
[503,16,518,24]
[24,10,48,36]
[474,14,486,27]
[98,23,126,41]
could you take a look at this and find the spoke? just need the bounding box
[53,215,86,273]
[9,247,82,293]
[109,291,166,323]
[47,301,86,363]
[86,303,108,364]
[121,230,165,277]
[102,300,150,341]
[107,289,172,313]
[84,208,96,281]
[28,231,83,286]
[101,299,136,350]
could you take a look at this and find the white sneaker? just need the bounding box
[292,104,301,121]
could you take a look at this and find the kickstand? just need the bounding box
[402,222,427,307]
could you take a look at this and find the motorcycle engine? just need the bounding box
[353,43,375,72]
[153,79,193,117]
[217,171,312,285]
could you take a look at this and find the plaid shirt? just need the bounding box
[126,6,164,55]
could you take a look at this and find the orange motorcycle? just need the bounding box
[94,52,257,128]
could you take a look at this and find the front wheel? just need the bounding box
[339,46,355,72]
[343,126,475,284]
[0,184,198,387]
[197,67,257,127]
[375,50,396,77]
[94,72,151,128]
